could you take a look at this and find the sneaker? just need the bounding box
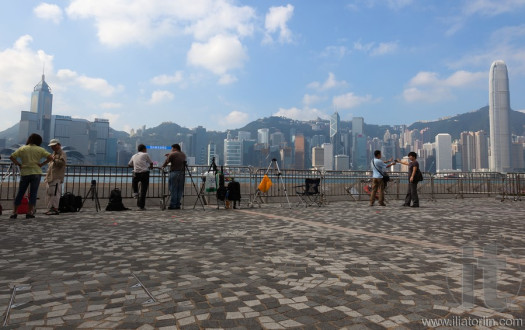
[9,214,17,219]
[137,208,146,211]
[379,203,386,206]
[26,213,35,219]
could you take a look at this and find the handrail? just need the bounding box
[0,163,523,203]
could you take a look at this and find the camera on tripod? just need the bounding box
[91,180,96,186]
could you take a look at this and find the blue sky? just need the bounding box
[1,0,525,133]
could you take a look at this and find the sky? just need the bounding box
[1,0,525,134]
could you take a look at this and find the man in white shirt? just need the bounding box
[128,144,153,210]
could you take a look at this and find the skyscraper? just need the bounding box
[19,74,53,143]
[330,112,343,155]
[489,60,512,172]
[435,133,452,172]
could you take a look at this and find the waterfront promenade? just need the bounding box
[1,198,524,329]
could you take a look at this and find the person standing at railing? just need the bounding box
[162,144,186,210]
[44,139,67,215]
[370,150,395,207]
[397,151,420,208]
[9,133,53,219]
[128,144,153,211]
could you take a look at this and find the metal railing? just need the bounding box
[1,162,524,205]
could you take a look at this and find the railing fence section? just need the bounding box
[0,162,523,204]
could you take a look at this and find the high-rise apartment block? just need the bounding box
[435,133,452,172]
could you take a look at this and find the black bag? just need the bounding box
[414,169,424,182]
[106,188,128,211]
[227,181,241,201]
[59,192,83,213]
[216,171,227,201]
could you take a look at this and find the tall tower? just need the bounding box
[330,112,342,155]
[31,74,53,143]
[489,60,512,172]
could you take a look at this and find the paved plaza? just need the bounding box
[1,198,524,329]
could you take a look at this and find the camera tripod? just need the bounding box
[249,158,291,208]
[82,180,101,212]
[193,157,220,209]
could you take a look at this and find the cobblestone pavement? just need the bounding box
[1,198,524,329]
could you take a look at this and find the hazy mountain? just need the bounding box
[408,106,525,139]
[3,106,525,149]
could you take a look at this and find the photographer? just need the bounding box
[161,144,186,210]
[128,144,153,211]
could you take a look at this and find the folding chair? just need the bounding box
[295,178,322,207]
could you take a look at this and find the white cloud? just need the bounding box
[149,90,174,104]
[219,110,249,127]
[464,0,525,16]
[403,70,485,103]
[370,41,399,56]
[447,0,525,35]
[100,102,122,109]
[218,74,237,85]
[0,35,55,131]
[308,72,347,91]
[347,0,413,10]
[354,40,399,56]
[320,46,351,59]
[34,3,63,24]
[450,25,525,75]
[187,34,247,75]
[332,93,374,109]
[56,69,123,96]
[302,94,323,107]
[263,4,294,44]
[184,2,255,41]
[273,107,329,121]
[151,71,184,85]
[66,0,256,47]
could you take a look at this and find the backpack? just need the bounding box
[106,188,128,211]
[227,181,241,201]
[59,193,83,212]
[415,169,424,182]
[216,172,227,201]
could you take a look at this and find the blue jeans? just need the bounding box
[169,171,185,208]
[15,174,41,206]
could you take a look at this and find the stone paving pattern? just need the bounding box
[1,198,524,329]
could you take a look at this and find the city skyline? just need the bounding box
[1,1,525,134]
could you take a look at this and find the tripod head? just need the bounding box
[91,179,96,187]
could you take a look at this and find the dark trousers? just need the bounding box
[132,172,150,209]
[404,182,419,206]
[15,174,41,206]
[169,171,185,208]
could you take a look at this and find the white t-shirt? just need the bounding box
[129,152,153,173]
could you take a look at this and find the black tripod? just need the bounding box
[193,157,218,209]
[82,180,101,212]
[182,161,205,210]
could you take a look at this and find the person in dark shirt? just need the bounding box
[162,144,187,209]
[397,151,420,207]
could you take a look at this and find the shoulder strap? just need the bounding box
[371,159,386,177]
